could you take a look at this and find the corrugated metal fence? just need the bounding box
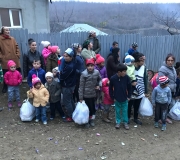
[10,29,180,74]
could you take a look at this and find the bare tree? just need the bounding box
[151,9,180,35]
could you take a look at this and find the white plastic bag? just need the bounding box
[139,97,153,116]
[169,101,180,120]
[72,101,89,125]
[20,99,35,121]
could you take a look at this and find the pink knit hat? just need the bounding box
[7,60,16,68]
[48,46,59,53]
[96,54,105,64]
[32,74,41,86]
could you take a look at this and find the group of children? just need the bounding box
[1,40,178,131]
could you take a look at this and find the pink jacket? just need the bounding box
[42,48,51,65]
[4,70,22,86]
[102,78,114,105]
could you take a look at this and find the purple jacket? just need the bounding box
[95,65,107,79]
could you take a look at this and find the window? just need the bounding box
[0,8,22,28]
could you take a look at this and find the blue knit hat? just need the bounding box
[65,48,74,57]
[125,55,135,65]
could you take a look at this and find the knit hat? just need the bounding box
[65,48,74,57]
[86,58,95,66]
[45,72,53,78]
[102,78,109,87]
[89,30,96,35]
[32,74,41,86]
[52,67,58,72]
[7,60,16,68]
[48,46,59,53]
[159,76,169,85]
[41,41,50,47]
[96,54,105,64]
[125,55,135,65]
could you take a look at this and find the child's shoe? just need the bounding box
[115,123,120,129]
[17,101,21,107]
[154,122,159,128]
[134,119,142,125]
[63,117,73,122]
[43,121,47,125]
[89,119,95,127]
[35,119,39,122]
[161,124,166,131]
[84,123,90,128]
[8,102,12,108]
[124,123,129,130]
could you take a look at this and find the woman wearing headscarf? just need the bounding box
[0,26,21,93]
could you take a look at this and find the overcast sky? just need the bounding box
[52,0,180,3]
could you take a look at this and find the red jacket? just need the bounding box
[4,70,22,86]
[102,78,114,105]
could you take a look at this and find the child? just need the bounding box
[109,63,132,130]
[0,64,3,83]
[45,72,65,120]
[4,60,22,108]
[27,74,49,125]
[52,67,60,82]
[41,41,51,65]
[28,60,46,88]
[124,53,140,98]
[46,46,60,72]
[79,58,102,127]
[102,78,114,123]
[175,69,180,98]
[95,54,107,110]
[151,76,171,131]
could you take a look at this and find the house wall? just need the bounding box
[0,0,50,33]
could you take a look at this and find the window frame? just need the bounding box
[8,9,22,28]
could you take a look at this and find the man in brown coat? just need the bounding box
[0,26,21,93]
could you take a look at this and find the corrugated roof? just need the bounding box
[60,24,108,35]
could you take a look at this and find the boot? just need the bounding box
[89,119,95,127]
[102,112,111,123]
[107,112,113,121]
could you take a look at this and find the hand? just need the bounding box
[127,98,130,101]
[132,82,137,86]
[95,86,100,90]
[145,94,149,97]
[79,100,83,103]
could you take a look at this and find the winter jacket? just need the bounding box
[81,48,96,60]
[87,37,101,54]
[126,65,136,82]
[128,48,137,55]
[158,62,177,93]
[95,65,107,79]
[102,78,114,105]
[106,55,119,79]
[60,60,77,87]
[42,48,51,65]
[175,77,180,97]
[79,69,102,100]
[76,54,85,73]
[4,70,22,86]
[27,84,49,107]
[109,74,132,103]
[151,85,172,105]
[28,68,46,88]
[0,35,20,69]
[0,65,3,83]
[23,50,45,77]
[46,53,58,72]
[45,80,61,103]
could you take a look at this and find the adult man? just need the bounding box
[87,31,101,54]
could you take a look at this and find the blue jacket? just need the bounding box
[109,74,131,102]
[75,54,85,74]
[28,68,46,88]
[128,48,137,55]
[60,60,77,87]
[151,85,172,105]
[176,77,180,97]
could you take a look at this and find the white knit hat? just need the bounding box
[45,72,53,78]
[41,41,51,47]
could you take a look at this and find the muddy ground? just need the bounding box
[0,83,180,160]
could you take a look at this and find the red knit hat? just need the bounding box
[7,60,16,68]
[86,58,95,66]
[102,78,109,87]
[96,54,105,64]
[32,74,41,86]
[159,76,169,85]
[48,46,59,53]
